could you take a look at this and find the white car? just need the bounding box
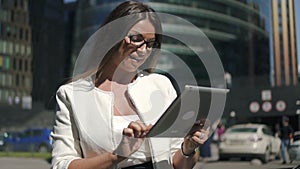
[288,131,300,163]
[218,123,281,163]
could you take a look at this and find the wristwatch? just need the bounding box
[180,142,196,158]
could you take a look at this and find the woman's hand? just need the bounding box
[182,127,210,155]
[172,122,210,169]
[113,120,152,158]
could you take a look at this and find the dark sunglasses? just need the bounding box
[127,34,160,49]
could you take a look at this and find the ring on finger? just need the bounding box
[199,133,205,139]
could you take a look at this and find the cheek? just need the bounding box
[145,50,155,60]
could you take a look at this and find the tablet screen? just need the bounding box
[146,85,229,137]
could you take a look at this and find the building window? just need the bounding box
[6,25,11,37]
[4,56,10,69]
[26,45,31,56]
[11,11,14,22]
[20,0,23,8]
[25,29,29,41]
[2,40,6,53]
[22,74,25,85]
[24,59,28,71]
[0,55,3,68]
[0,40,2,53]
[0,23,3,36]
[14,0,17,7]
[24,0,28,11]
[4,89,9,102]
[0,89,2,102]
[16,74,19,86]
[19,59,22,71]
[8,41,13,55]
[7,74,12,86]
[20,44,25,55]
[0,73,5,86]
[13,57,16,70]
[12,26,17,38]
[25,76,31,88]
[15,43,19,54]
[19,27,23,40]
[1,10,7,22]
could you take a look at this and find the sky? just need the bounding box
[64,0,77,3]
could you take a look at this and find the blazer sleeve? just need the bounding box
[51,87,83,169]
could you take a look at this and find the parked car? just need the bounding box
[288,131,300,163]
[3,128,52,152]
[0,132,5,151]
[218,123,281,163]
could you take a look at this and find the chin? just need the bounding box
[127,67,139,73]
[119,62,143,73]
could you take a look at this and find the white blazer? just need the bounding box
[51,73,183,169]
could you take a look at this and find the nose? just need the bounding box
[137,43,147,53]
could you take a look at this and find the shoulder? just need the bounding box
[135,73,177,98]
[139,73,173,86]
[135,73,176,93]
[57,78,95,95]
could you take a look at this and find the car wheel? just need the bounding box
[38,145,48,153]
[261,147,270,163]
[218,154,229,161]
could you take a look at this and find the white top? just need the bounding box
[113,115,151,168]
[51,74,183,169]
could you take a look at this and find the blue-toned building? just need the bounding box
[72,0,272,89]
[69,1,300,128]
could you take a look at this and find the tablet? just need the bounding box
[146,85,229,137]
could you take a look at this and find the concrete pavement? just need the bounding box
[194,143,300,169]
[0,157,51,169]
[1,143,299,169]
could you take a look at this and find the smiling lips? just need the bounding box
[129,55,144,63]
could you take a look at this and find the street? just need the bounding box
[0,157,300,169]
[0,157,51,169]
[194,143,300,169]
[0,156,299,169]
[1,143,300,169]
[195,160,300,169]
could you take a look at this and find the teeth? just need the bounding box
[129,55,139,61]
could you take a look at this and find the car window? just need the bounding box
[294,134,300,141]
[262,127,273,136]
[227,127,257,133]
[32,130,43,136]
[10,132,21,138]
[21,130,31,138]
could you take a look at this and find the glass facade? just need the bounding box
[72,0,300,126]
[272,0,298,86]
[0,0,32,104]
[29,0,67,107]
[73,0,271,89]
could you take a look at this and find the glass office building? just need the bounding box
[271,0,298,87]
[72,0,286,123]
[0,0,32,105]
[72,0,272,89]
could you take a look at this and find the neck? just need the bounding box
[98,65,137,85]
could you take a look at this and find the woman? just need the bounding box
[51,1,209,169]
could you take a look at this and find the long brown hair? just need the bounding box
[94,1,162,86]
